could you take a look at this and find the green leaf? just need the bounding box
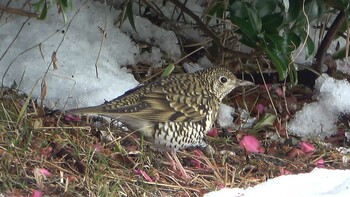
[246,4,262,33]
[253,113,277,131]
[332,46,350,60]
[283,30,301,54]
[230,11,258,47]
[261,13,284,33]
[230,1,262,39]
[288,63,298,85]
[255,0,277,17]
[299,30,315,59]
[17,78,41,123]
[205,2,225,23]
[126,0,137,32]
[264,33,284,51]
[161,64,175,77]
[239,33,258,48]
[38,1,48,20]
[262,47,289,80]
[32,0,44,13]
[294,0,320,27]
[57,0,67,22]
[57,0,73,22]
[65,0,73,9]
[304,0,320,21]
[230,1,249,19]
[59,0,68,7]
[229,2,260,47]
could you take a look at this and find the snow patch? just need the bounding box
[217,103,235,128]
[204,168,350,197]
[289,74,350,139]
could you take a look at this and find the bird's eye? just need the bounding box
[219,76,228,84]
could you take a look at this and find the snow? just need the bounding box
[0,0,227,112]
[289,74,350,139]
[0,0,141,109]
[120,14,181,61]
[204,168,350,197]
[337,57,350,74]
[217,103,235,128]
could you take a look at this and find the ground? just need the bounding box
[1,80,349,196]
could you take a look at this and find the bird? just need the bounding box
[67,66,254,179]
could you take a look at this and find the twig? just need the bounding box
[0,4,38,18]
[168,0,220,46]
[168,0,252,59]
[95,17,108,79]
[1,17,31,86]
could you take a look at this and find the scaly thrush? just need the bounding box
[68,66,253,179]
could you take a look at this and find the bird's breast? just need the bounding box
[152,120,209,151]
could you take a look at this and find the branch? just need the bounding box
[313,11,345,72]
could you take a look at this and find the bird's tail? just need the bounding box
[66,105,105,115]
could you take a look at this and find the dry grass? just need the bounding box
[0,87,349,197]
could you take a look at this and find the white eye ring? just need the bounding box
[219,76,228,84]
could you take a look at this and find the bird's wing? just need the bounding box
[102,87,208,123]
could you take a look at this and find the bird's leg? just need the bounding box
[197,140,215,157]
[165,151,191,180]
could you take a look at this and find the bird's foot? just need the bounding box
[201,144,215,157]
[164,151,192,181]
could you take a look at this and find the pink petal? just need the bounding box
[217,183,225,189]
[133,169,153,182]
[279,168,292,175]
[40,146,53,157]
[314,158,324,167]
[192,149,203,157]
[139,170,153,182]
[92,143,103,152]
[37,168,51,177]
[260,84,271,90]
[64,113,81,122]
[255,103,265,115]
[190,159,202,169]
[275,87,283,97]
[207,128,218,137]
[31,190,42,197]
[133,169,141,175]
[299,141,315,153]
[239,135,263,153]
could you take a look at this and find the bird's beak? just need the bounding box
[237,79,254,87]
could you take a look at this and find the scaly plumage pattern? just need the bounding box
[68,67,252,150]
[68,66,253,178]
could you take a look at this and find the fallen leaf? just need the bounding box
[51,51,58,69]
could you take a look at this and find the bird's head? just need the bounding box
[203,67,254,101]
